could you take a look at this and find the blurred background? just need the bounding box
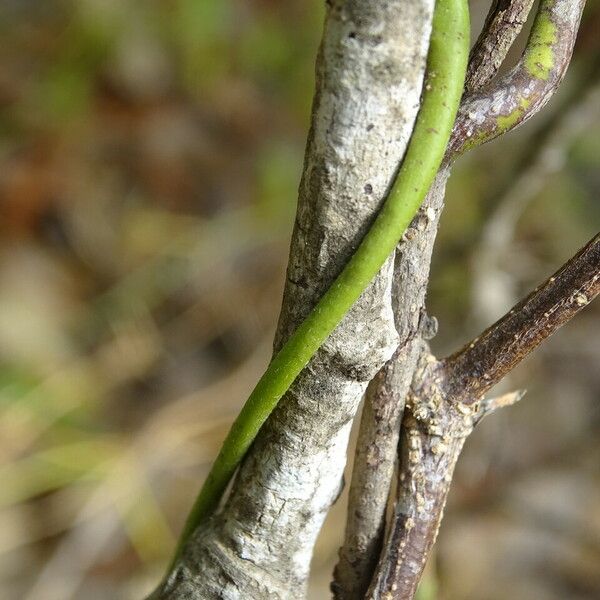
[0,1,598,599]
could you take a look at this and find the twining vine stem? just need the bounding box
[165,0,471,565]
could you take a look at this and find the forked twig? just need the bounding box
[451,0,586,156]
[368,233,598,599]
[337,0,589,597]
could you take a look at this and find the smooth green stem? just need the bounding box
[173,0,470,563]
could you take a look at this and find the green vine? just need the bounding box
[173,0,470,562]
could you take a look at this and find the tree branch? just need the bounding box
[367,233,598,598]
[465,0,536,92]
[154,2,436,598]
[451,0,586,156]
[366,348,472,600]
[444,233,600,404]
[472,75,600,325]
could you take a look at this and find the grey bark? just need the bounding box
[333,169,449,599]
[154,1,435,598]
[337,0,587,595]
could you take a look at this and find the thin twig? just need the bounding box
[366,350,474,600]
[366,380,525,600]
[332,352,417,599]
[444,233,600,403]
[367,233,599,598]
[465,0,536,92]
[451,0,587,156]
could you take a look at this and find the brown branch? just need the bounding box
[335,1,585,594]
[365,381,525,600]
[450,0,586,156]
[444,233,600,404]
[366,233,599,599]
[338,1,587,597]
[465,0,536,92]
[332,350,417,600]
[365,350,467,600]
[333,171,448,600]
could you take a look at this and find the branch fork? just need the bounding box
[336,0,591,597]
[366,233,599,599]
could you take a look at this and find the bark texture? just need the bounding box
[366,349,471,600]
[333,169,449,599]
[155,1,435,598]
[451,0,586,156]
[465,0,536,92]
[367,233,599,598]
